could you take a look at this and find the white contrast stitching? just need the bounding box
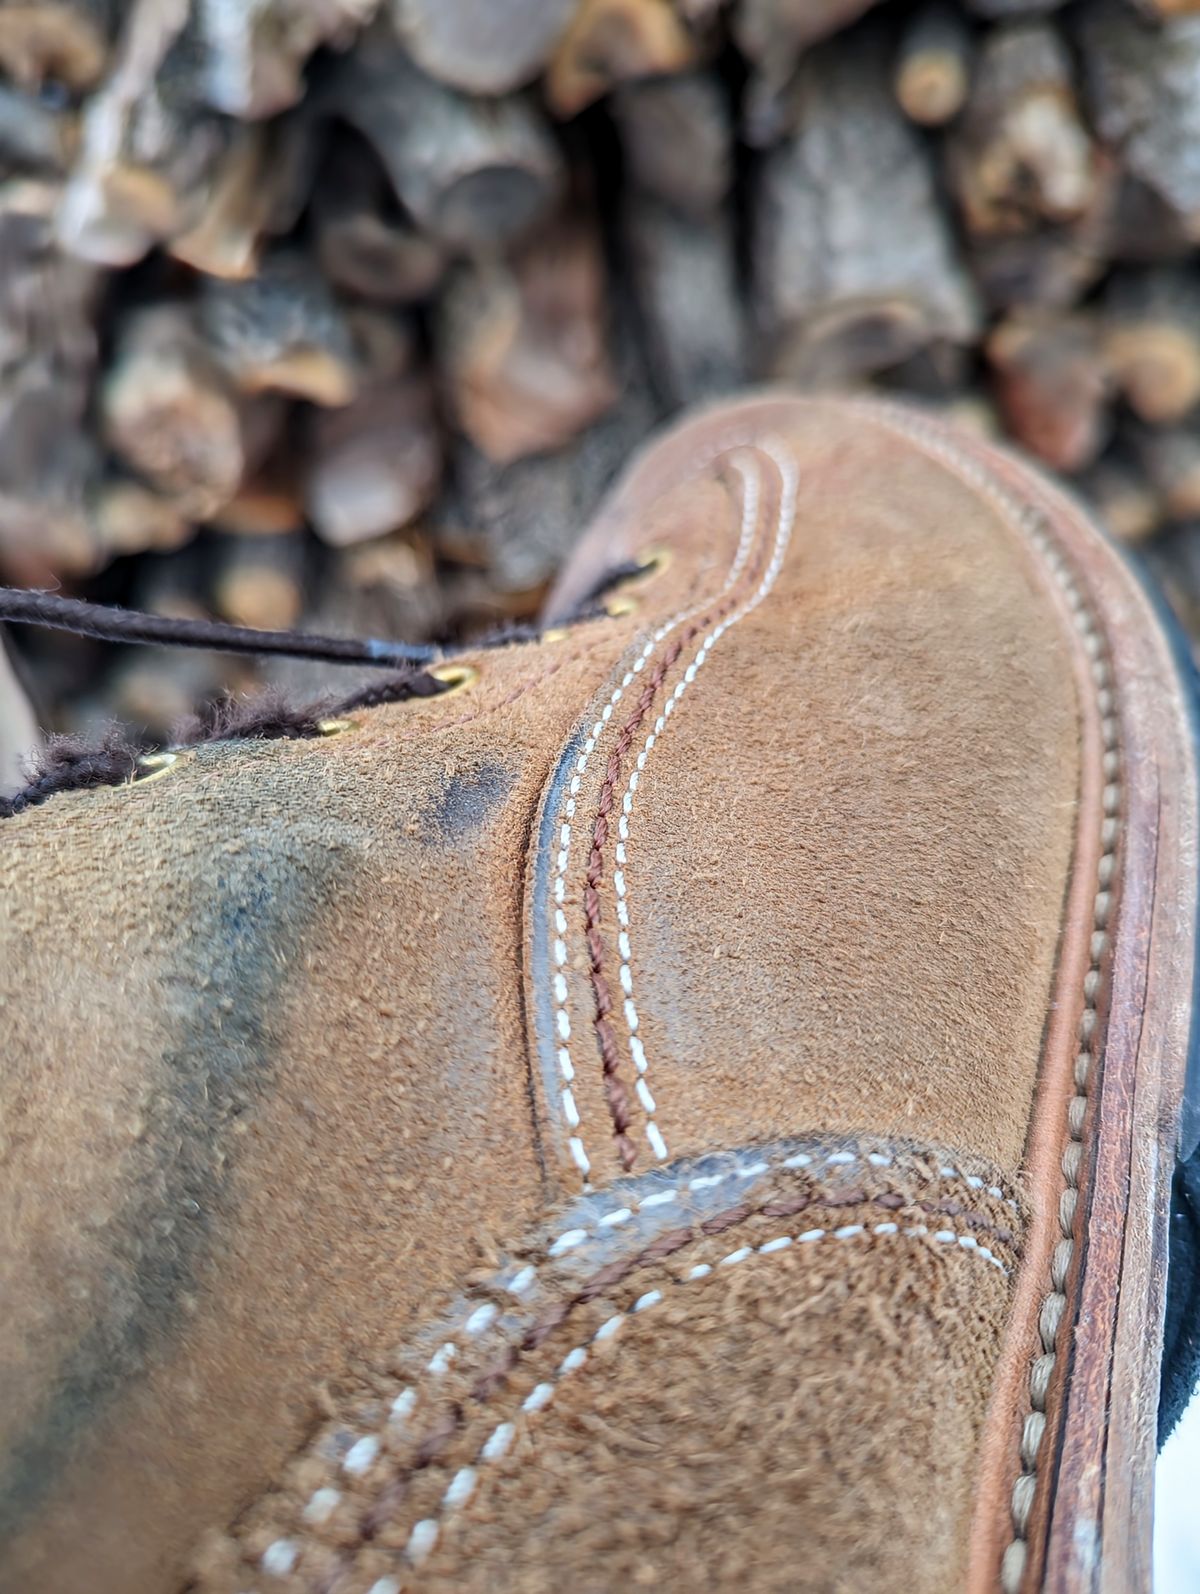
[857,402,1118,1594]
[548,443,763,1180]
[368,1223,1008,1576]
[539,1146,1017,1263]
[612,438,801,1161]
[286,1146,1018,1544]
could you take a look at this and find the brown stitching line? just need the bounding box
[585,629,687,1168]
[583,463,779,1169]
[548,460,761,1180]
[855,401,1118,1594]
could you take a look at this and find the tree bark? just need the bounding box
[328,29,563,250]
[895,3,973,128]
[391,0,577,94]
[1078,1,1200,241]
[754,31,979,385]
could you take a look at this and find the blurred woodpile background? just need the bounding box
[3,0,1200,737]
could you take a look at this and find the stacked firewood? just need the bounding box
[3,0,1200,733]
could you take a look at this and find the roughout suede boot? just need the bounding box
[2,394,1198,1594]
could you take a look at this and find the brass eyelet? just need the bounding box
[602,545,671,617]
[317,717,356,737]
[131,751,179,786]
[429,662,479,697]
[542,626,570,644]
[635,545,672,579]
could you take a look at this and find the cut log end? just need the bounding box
[437,213,617,466]
[1107,327,1200,426]
[546,0,699,118]
[986,310,1110,473]
[92,480,193,560]
[0,2,110,92]
[767,298,949,389]
[895,3,973,129]
[211,534,307,632]
[896,55,970,127]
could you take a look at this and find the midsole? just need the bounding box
[851,400,1197,1594]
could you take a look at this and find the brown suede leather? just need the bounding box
[0,394,1187,1594]
[190,1138,1023,1594]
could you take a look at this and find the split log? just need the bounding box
[56,0,231,266]
[208,395,301,537]
[1127,422,1200,522]
[0,82,76,173]
[391,0,577,94]
[546,0,701,118]
[1098,172,1195,265]
[436,211,616,465]
[20,0,1200,733]
[611,72,732,217]
[100,304,248,520]
[753,33,978,385]
[328,31,563,249]
[894,3,973,128]
[733,0,887,144]
[340,527,436,597]
[0,179,103,579]
[0,0,115,92]
[1074,449,1161,545]
[264,528,441,706]
[342,304,420,386]
[1078,2,1200,241]
[318,533,442,696]
[623,192,745,407]
[304,310,442,546]
[985,309,1110,472]
[435,300,660,592]
[167,121,278,281]
[168,111,318,279]
[1103,267,1200,425]
[961,146,1118,310]
[200,251,358,405]
[734,1,883,98]
[0,374,100,580]
[965,212,1110,311]
[305,381,441,546]
[92,477,192,559]
[311,132,445,304]
[209,462,306,538]
[946,21,1100,237]
[197,0,373,121]
[0,180,98,372]
[211,531,307,631]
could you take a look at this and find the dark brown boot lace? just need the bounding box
[0,563,649,818]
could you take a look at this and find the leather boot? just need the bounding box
[2,394,1197,1594]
